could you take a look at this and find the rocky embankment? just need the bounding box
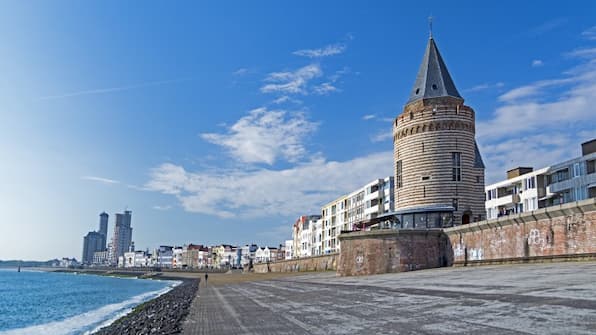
[94,278,199,334]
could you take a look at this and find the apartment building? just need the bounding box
[486,139,596,218]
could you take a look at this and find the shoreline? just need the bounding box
[92,277,199,335]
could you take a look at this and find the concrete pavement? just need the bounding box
[182,262,596,334]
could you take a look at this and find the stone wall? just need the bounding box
[253,253,337,273]
[444,198,596,265]
[337,229,451,276]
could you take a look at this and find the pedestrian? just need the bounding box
[204,272,208,285]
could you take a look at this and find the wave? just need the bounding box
[0,284,177,335]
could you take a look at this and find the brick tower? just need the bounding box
[393,36,486,226]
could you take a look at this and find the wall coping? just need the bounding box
[338,228,443,241]
[266,253,338,265]
[444,198,596,235]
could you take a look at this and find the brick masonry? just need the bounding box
[337,229,451,276]
[253,253,337,273]
[444,198,596,264]
[259,199,596,276]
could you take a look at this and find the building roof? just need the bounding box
[407,37,462,104]
[474,141,485,169]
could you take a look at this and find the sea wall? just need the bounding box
[253,253,337,273]
[444,198,596,265]
[337,229,450,276]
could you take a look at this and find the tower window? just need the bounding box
[415,88,420,94]
[432,84,438,90]
[452,152,461,181]
[396,160,403,188]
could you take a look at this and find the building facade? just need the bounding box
[98,212,108,250]
[486,139,596,218]
[82,231,104,264]
[111,210,133,264]
[393,36,485,227]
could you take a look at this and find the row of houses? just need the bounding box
[114,243,287,269]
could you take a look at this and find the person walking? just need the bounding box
[204,272,208,286]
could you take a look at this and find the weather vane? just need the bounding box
[428,15,433,38]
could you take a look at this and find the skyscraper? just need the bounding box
[82,231,104,265]
[98,212,108,250]
[111,210,133,263]
[392,36,486,226]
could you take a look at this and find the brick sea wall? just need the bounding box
[253,253,337,273]
[444,198,596,264]
[337,229,451,276]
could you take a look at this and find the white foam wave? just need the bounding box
[0,284,176,335]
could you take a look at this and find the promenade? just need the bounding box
[182,262,596,335]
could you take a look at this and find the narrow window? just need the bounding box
[396,160,403,188]
[452,152,462,181]
[422,142,425,152]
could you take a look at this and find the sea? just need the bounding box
[0,268,178,335]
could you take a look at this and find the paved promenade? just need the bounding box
[182,262,596,334]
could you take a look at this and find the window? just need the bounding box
[452,152,461,181]
[525,176,535,189]
[396,160,403,188]
[452,198,458,211]
[573,163,581,178]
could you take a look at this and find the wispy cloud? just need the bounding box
[464,82,504,93]
[81,176,120,185]
[565,47,596,59]
[38,78,191,100]
[362,114,376,120]
[145,151,392,218]
[531,59,544,67]
[153,205,172,211]
[260,64,322,95]
[478,43,596,183]
[370,129,393,143]
[233,68,249,76]
[526,17,568,37]
[313,82,339,95]
[200,107,318,165]
[581,25,596,40]
[293,43,346,58]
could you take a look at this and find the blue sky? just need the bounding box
[1,1,594,260]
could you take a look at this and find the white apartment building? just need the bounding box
[284,240,293,260]
[255,247,271,263]
[486,139,596,218]
[321,176,395,253]
[311,219,323,256]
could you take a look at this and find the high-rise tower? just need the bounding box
[98,212,108,250]
[393,36,485,226]
[111,210,133,263]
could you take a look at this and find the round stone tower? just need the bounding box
[393,36,486,226]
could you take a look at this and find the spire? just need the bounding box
[407,37,462,104]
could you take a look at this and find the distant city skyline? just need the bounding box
[1,1,595,260]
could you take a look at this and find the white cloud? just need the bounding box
[81,176,120,185]
[38,78,190,100]
[478,45,596,184]
[566,47,596,59]
[481,132,594,184]
[153,205,172,211]
[531,59,544,67]
[362,114,376,120]
[581,26,596,40]
[313,82,339,95]
[464,82,505,93]
[370,129,393,143]
[200,107,318,165]
[233,68,249,76]
[260,64,322,95]
[145,151,393,218]
[293,43,346,58]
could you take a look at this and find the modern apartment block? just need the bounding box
[81,211,109,264]
[111,210,133,264]
[485,139,596,219]
[292,215,322,258]
[320,176,395,254]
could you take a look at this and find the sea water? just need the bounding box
[0,269,177,335]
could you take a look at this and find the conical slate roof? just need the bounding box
[474,141,485,169]
[407,37,462,104]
